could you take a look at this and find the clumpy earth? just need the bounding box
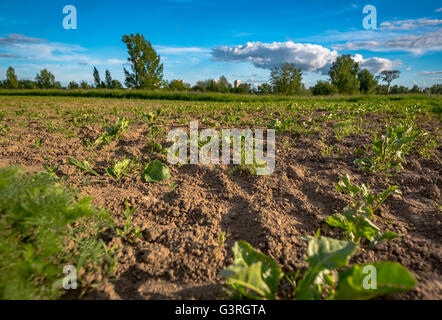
[0,95,441,299]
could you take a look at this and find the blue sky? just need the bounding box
[0,0,441,87]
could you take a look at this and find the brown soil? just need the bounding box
[0,96,441,300]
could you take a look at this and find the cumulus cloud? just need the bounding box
[380,18,442,30]
[353,54,400,74]
[212,41,339,73]
[211,41,396,75]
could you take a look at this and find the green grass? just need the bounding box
[0,88,440,105]
[0,167,113,299]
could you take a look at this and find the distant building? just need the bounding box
[234,80,241,88]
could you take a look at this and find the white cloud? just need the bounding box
[353,54,400,73]
[155,45,210,55]
[0,33,46,44]
[380,18,442,30]
[0,52,21,58]
[416,71,442,76]
[212,41,339,73]
[211,41,397,75]
[332,29,442,54]
[107,58,126,65]
[0,33,129,68]
[436,8,442,12]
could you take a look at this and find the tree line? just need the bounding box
[1,33,441,95]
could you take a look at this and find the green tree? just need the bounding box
[167,79,189,91]
[6,67,19,89]
[105,70,112,88]
[35,69,55,89]
[19,80,37,89]
[122,33,163,89]
[68,81,79,89]
[257,83,273,95]
[270,62,303,95]
[329,54,360,94]
[218,75,232,93]
[389,85,408,94]
[312,81,337,95]
[358,69,377,94]
[80,81,90,89]
[429,84,441,94]
[409,84,421,94]
[92,66,103,88]
[232,82,251,94]
[376,70,400,93]
[111,79,123,89]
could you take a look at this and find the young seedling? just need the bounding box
[106,158,132,180]
[43,162,60,179]
[325,174,401,246]
[355,122,420,174]
[142,159,171,182]
[115,200,142,243]
[67,157,101,176]
[34,137,43,148]
[217,231,229,248]
[94,117,130,147]
[100,240,118,277]
[0,124,9,135]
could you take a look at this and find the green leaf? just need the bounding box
[335,261,416,300]
[369,231,400,248]
[67,157,100,176]
[142,159,171,182]
[374,186,401,211]
[325,213,379,243]
[306,236,357,270]
[221,240,283,300]
[335,174,360,197]
[353,215,380,241]
[295,237,357,300]
[106,158,131,180]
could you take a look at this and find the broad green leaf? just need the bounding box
[306,237,357,270]
[221,241,283,300]
[142,160,171,182]
[67,157,100,176]
[222,261,272,299]
[353,215,380,241]
[335,261,416,300]
[296,237,357,300]
[106,159,131,179]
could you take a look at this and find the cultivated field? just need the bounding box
[0,94,440,300]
